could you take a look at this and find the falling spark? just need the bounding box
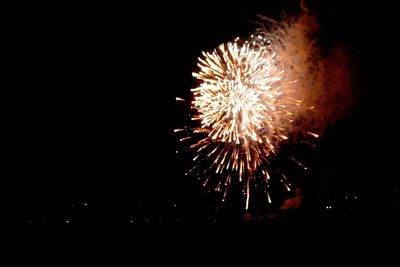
[290,156,308,170]
[266,191,272,204]
[306,131,319,138]
[176,97,186,102]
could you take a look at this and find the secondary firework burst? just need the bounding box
[176,18,319,210]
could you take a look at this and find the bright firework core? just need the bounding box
[193,41,287,144]
[176,11,326,210]
[188,38,303,209]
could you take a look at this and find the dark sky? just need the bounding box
[6,0,399,225]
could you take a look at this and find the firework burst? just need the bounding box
[176,16,320,210]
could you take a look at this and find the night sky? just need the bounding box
[7,0,399,230]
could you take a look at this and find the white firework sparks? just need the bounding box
[177,16,321,210]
